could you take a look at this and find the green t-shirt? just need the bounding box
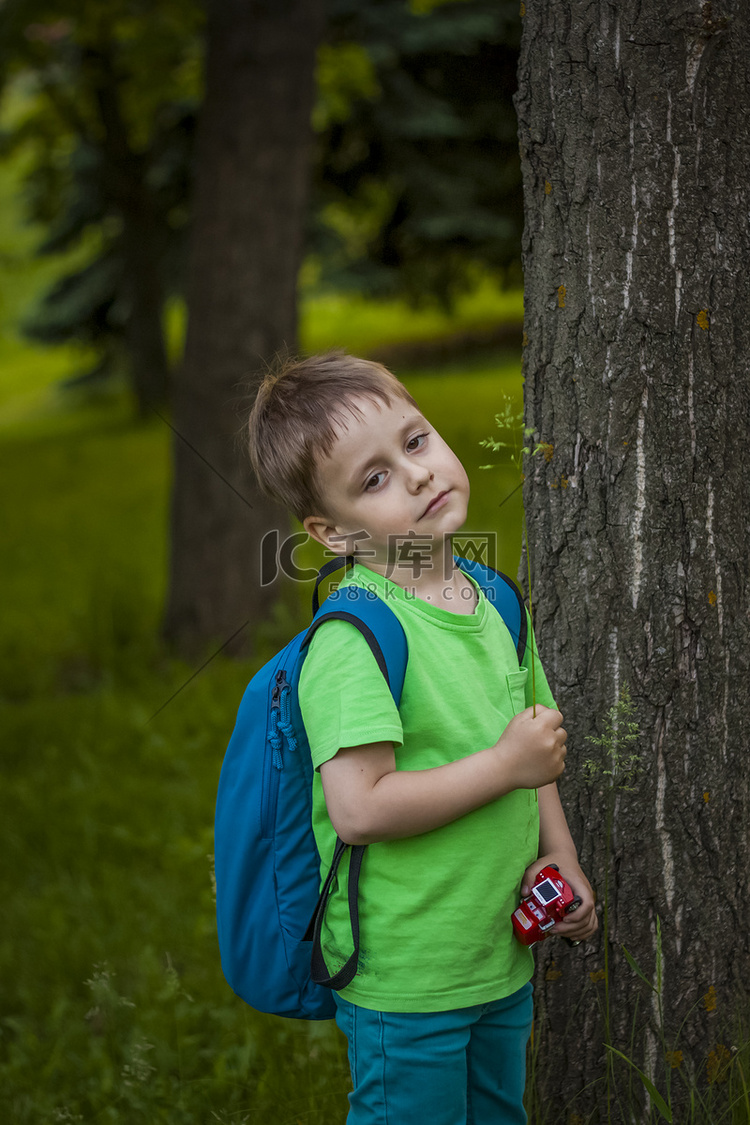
[298,563,556,1013]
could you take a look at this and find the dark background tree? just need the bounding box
[162,0,325,654]
[516,0,750,1117]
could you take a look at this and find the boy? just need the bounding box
[247,352,597,1125]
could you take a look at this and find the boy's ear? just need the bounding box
[302,514,344,552]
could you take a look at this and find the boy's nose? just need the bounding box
[406,461,433,491]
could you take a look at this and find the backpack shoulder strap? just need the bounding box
[298,581,408,992]
[311,554,355,616]
[454,556,528,665]
[301,583,408,704]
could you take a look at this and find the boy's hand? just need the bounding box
[521,854,598,944]
[493,705,567,790]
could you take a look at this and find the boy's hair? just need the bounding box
[247,351,418,521]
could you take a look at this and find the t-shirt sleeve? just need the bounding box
[521,608,557,710]
[298,617,404,770]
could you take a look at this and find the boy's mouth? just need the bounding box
[420,490,450,518]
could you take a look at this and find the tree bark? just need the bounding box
[516,1,750,1118]
[163,0,325,655]
[120,206,170,416]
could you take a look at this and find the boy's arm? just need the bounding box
[522,782,599,942]
[319,704,568,845]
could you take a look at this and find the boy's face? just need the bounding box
[303,394,470,566]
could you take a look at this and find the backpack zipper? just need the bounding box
[262,670,290,838]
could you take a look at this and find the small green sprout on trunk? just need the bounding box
[582,684,643,790]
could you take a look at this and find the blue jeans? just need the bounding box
[334,982,533,1125]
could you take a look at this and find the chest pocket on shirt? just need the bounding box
[505,668,529,714]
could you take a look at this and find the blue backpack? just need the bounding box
[214,555,528,1020]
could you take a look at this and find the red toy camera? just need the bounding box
[512,865,582,946]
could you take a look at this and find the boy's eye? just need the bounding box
[362,432,428,490]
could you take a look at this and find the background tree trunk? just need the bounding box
[163,0,325,655]
[120,201,170,415]
[515,1,750,1118]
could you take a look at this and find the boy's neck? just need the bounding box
[352,537,477,613]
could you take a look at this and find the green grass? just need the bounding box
[0,396,353,1121]
[300,276,523,357]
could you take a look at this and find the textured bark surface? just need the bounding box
[164,0,325,654]
[516,1,750,1117]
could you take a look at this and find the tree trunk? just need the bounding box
[515,1,750,1119]
[121,203,170,416]
[163,0,325,655]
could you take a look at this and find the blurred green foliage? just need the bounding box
[0,88,95,419]
[0,0,203,406]
[0,0,522,405]
[312,0,523,301]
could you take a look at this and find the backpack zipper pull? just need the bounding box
[275,671,298,754]
[268,670,287,769]
[270,669,286,706]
